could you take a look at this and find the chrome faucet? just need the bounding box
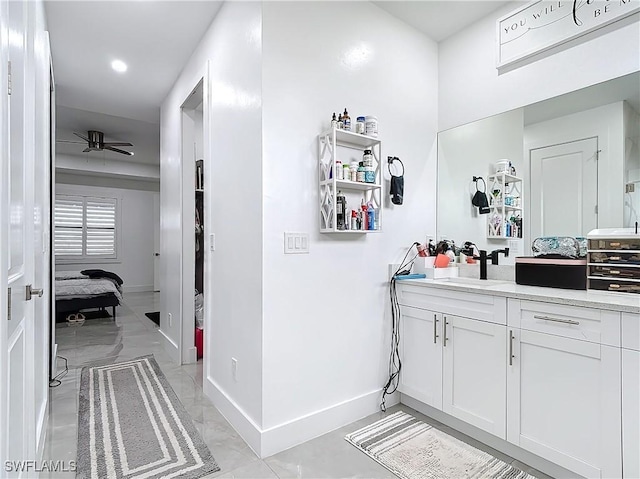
[490,248,510,265]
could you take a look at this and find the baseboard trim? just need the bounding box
[202,377,397,459]
[203,376,262,456]
[158,329,179,364]
[260,388,393,458]
[401,394,578,479]
[123,285,154,293]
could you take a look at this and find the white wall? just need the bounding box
[439,2,640,131]
[160,1,264,441]
[260,1,438,454]
[55,181,156,293]
[437,108,523,255]
[624,102,640,227]
[524,102,626,232]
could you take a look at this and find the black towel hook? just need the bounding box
[388,156,404,176]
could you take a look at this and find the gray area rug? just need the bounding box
[345,411,535,479]
[77,355,219,479]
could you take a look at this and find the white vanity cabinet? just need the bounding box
[399,306,443,409]
[507,299,622,479]
[398,285,507,439]
[442,314,507,438]
[622,313,639,479]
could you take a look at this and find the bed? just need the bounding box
[55,270,124,322]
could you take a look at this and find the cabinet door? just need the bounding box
[442,315,507,438]
[623,349,639,479]
[400,306,443,410]
[507,329,621,478]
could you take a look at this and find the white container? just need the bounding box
[335,159,343,180]
[424,266,459,279]
[365,116,378,137]
[495,159,510,173]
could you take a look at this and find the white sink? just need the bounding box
[436,277,509,287]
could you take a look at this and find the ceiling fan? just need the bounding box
[57,130,134,156]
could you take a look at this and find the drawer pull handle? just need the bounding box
[433,314,439,344]
[509,330,515,366]
[534,314,580,326]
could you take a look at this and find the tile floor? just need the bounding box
[43,292,550,479]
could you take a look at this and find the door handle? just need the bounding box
[443,316,448,347]
[533,314,579,326]
[509,330,515,366]
[433,314,439,344]
[155,253,160,256]
[26,285,44,301]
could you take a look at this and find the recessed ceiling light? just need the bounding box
[111,59,127,73]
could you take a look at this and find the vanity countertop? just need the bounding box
[397,278,640,314]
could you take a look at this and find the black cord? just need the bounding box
[381,242,418,411]
[49,356,68,388]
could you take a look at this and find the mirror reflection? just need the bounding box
[437,72,640,260]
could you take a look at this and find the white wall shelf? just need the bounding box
[318,127,382,234]
[487,172,522,239]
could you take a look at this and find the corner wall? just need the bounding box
[260,1,438,455]
[438,2,640,130]
[160,0,264,446]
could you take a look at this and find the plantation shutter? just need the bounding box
[86,198,116,256]
[54,195,117,259]
[54,196,84,256]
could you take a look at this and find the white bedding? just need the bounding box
[55,277,123,302]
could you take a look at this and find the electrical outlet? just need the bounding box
[626,183,635,193]
[231,358,238,381]
[508,240,522,256]
[168,312,172,327]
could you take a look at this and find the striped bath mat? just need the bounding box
[77,355,219,479]
[345,411,535,479]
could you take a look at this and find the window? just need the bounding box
[54,195,118,261]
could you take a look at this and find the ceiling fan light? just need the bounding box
[111,59,127,73]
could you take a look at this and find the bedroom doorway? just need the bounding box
[181,78,205,366]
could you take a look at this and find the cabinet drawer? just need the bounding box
[590,251,640,264]
[508,299,620,346]
[398,284,506,324]
[590,238,640,250]
[622,313,640,351]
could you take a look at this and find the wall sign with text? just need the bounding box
[497,0,639,68]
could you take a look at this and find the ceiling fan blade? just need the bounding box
[82,148,91,153]
[56,139,85,144]
[105,146,134,156]
[73,132,89,142]
[104,142,133,147]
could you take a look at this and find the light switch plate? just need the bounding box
[284,232,309,254]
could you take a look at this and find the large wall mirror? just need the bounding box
[437,72,640,260]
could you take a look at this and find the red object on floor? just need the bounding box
[195,327,203,359]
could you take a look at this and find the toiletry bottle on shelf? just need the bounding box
[336,191,346,230]
[343,164,350,181]
[351,210,358,230]
[343,108,351,131]
[331,113,337,129]
[367,202,375,230]
[361,201,369,230]
[337,114,344,129]
[350,161,358,182]
[336,159,343,180]
[356,162,365,182]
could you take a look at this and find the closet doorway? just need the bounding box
[181,79,205,365]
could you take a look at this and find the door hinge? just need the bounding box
[7,287,11,321]
[595,204,598,214]
[7,61,11,96]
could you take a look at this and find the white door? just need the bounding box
[530,138,598,239]
[153,192,160,292]
[32,31,52,457]
[399,306,443,409]
[622,349,639,479]
[2,0,37,472]
[442,315,507,439]
[506,329,622,478]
